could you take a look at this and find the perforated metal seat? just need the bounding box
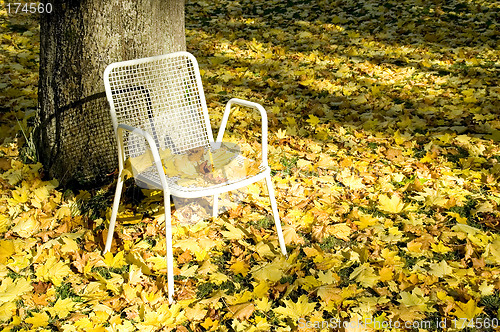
[103,52,287,303]
[135,157,268,196]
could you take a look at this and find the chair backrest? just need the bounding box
[103,52,213,158]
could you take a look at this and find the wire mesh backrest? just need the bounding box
[104,52,212,158]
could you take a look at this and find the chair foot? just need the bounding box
[265,175,287,257]
[104,177,125,254]
[164,193,175,303]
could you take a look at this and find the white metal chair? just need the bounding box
[103,51,287,303]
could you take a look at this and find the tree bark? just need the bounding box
[35,0,185,187]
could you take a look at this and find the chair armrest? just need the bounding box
[217,98,269,166]
[116,124,170,194]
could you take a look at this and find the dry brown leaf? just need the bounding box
[0,158,12,171]
[229,302,255,321]
[178,250,193,264]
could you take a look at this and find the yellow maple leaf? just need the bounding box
[60,237,80,253]
[306,114,320,127]
[125,150,154,176]
[285,125,297,136]
[452,224,490,248]
[25,311,50,328]
[185,303,208,321]
[47,297,76,319]
[354,213,378,230]
[201,317,219,330]
[122,283,138,302]
[0,277,32,304]
[487,237,500,264]
[317,285,343,304]
[127,264,143,284]
[0,240,15,264]
[211,148,236,169]
[378,266,393,282]
[74,317,93,330]
[32,184,51,208]
[147,255,168,271]
[276,128,287,139]
[255,297,271,312]
[245,183,261,199]
[255,242,274,258]
[317,270,337,285]
[162,157,179,177]
[11,186,29,204]
[399,287,434,312]
[103,251,127,269]
[340,173,364,190]
[478,281,495,297]
[428,260,453,278]
[377,194,405,214]
[422,189,448,208]
[230,260,250,276]
[36,256,72,286]
[300,77,315,86]
[298,275,322,291]
[252,280,269,298]
[394,130,413,145]
[254,315,271,330]
[209,272,230,285]
[198,259,217,275]
[451,299,483,320]
[316,155,336,170]
[296,158,312,170]
[227,290,253,305]
[220,223,246,240]
[0,302,16,322]
[419,151,436,163]
[55,205,72,220]
[330,223,352,241]
[174,154,198,177]
[0,214,11,233]
[350,263,379,288]
[11,215,39,238]
[431,241,451,254]
[273,295,316,321]
[282,225,304,245]
[407,240,422,254]
[463,95,478,103]
[251,259,286,282]
[97,272,125,295]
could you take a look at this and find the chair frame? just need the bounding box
[103,52,287,303]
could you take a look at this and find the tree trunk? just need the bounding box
[35,0,185,188]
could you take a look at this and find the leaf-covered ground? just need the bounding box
[1,0,500,331]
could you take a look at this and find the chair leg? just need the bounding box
[104,176,125,254]
[265,175,287,257]
[212,194,219,218]
[164,193,175,304]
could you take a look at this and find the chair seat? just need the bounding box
[132,145,269,198]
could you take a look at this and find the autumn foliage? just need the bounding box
[1,0,500,331]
